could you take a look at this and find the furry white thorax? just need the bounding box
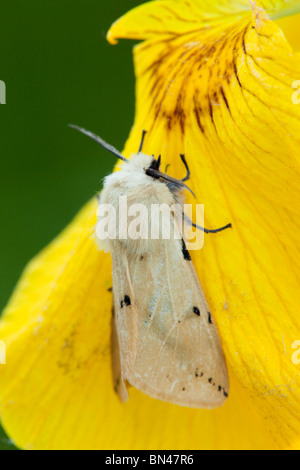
[105,153,164,193]
[97,153,182,256]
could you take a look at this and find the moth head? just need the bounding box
[145,157,195,198]
[145,155,161,178]
[69,124,195,197]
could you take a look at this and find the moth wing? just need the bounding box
[111,238,229,409]
[111,311,129,403]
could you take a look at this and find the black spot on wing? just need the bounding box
[121,295,131,309]
[195,369,204,378]
[193,307,200,316]
[208,312,213,324]
[124,295,131,306]
[204,374,228,398]
[181,238,191,261]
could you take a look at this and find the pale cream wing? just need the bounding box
[111,310,129,403]
[111,238,229,409]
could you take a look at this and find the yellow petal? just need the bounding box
[107,0,251,44]
[0,199,114,449]
[1,0,300,451]
[258,0,300,19]
[0,199,275,450]
[109,0,300,450]
[255,0,300,49]
[275,12,300,50]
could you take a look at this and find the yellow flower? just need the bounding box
[1,0,300,450]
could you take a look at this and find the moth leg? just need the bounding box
[180,154,190,182]
[111,310,129,403]
[138,130,147,154]
[183,211,232,234]
[200,222,232,234]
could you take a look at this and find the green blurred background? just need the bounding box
[0,0,142,450]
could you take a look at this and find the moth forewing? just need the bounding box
[96,152,229,409]
[111,312,129,403]
[109,232,229,409]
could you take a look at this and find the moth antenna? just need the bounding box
[138,130,147,154]
[180,154,190,182]
[183,212,232,234]
[147,168,196,198]
[69,124,128,163]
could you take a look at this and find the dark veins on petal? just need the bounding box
[141,19,265,136]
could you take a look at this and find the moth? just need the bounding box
[70,125,231,409]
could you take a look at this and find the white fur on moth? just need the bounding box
[70,125,231,409]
